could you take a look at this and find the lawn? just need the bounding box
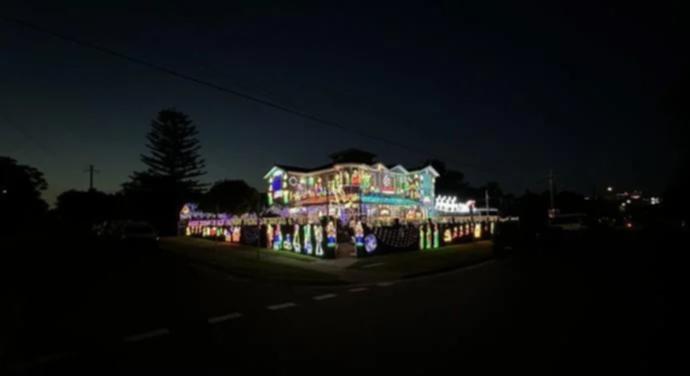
[349,241,494,277]
[160,237,342,284]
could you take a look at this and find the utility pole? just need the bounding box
[485,189,490,220]
[548,169,555,217]
[84,164,100,191]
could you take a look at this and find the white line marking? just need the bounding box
[37,351,73,364]
[362,262,385,269]
[313,293,337,301]
[267,302,297,311]
[208,312,243,324]
[377,281,396,287]
[349,287,369,292]
[123,328,170,343]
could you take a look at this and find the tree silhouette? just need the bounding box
[0,156,48,231]
[199,180,262,215]
[131,108,206,192]
[123,109,206,234]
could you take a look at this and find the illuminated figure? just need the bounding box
[266,224,273,249]
[354,221,364,246]
[464,223,469,236]
[343,171,350,186]
[426,223,433,249]
[474,223,482,239]
[419,225,425,250]
[444,228,452,243]
[453,226,459,239]
[284,233,292,251]
[217,227,223,238]
[314,224,324,256]
[351,169,360,186]
[326,221,337,248]
[293,224,301,253]
[433,224,439,248]
[303,224,313,255]
[490,221,495,235]
[224,228,231,242]
[185,226,191,236]
[232,226,241,242]
[273,225,283,250]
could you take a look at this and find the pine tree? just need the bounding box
[123,109,206,234]
[129,108,206,193]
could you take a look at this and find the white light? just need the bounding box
[607,186,613,192]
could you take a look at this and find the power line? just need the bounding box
[1,16,438,159]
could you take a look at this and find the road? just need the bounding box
[6,231,676,375]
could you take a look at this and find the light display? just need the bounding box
[292,224,301,253]
[354,221,364,247]
[231,226,240,242]
[364,234,377,253]
[314,224,324,256]
[435,196,475,214]
[284,233,293,251]
[266,224,273,249]
[419,225,425,250]
[303,224,313,255]
[433,224,439,248]
[273,225,283,250]
[443,228,452,243]
[490,221,495,235]
[326,221,337,248]
[474,223,482,239]
[426,224,432,249]
[185,226,191,236]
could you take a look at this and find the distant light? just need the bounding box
[626,199,631,204]
[626,222,633,229]
[607,186,613,192]
[1,189,6,194]
[650,197,661,205]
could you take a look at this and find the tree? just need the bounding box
[131,108,206,192]
[123,109,206,234]
[424,159,473,197]
[199,180,262,215]
[0,157,48,230]
[55,189,117,231]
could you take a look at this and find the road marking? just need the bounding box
[377,281,396,287]
[362,262,385,269]
[313,293,337,301]
[349,287,369,292]
[208,312,243,324]
[123,328,170,343]
[267,302,297,311]
[37,351,73,364]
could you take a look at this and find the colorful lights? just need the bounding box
[303,224,313,255]
[266,224,273,249]
[314,224,324,256]
[326,221,337,248]
[354,221,364,247]
[364,234,377,253]
[292,224,301,253]
[284,233,293,251]
[435,196,475,214]
[444,228,452,243]
[273,225,283,250]
[474,223,482,239]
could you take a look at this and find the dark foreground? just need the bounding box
[2,229,682,375]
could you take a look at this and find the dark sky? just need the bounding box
[1,1,686,204]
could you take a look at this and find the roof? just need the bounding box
[264,162,440,179]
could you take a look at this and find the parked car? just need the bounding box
[119,221,158,242]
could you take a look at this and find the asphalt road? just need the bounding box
[7,231,677,375]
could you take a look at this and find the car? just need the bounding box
[119,221,159,242]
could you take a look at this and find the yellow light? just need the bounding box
[474,223,482,239]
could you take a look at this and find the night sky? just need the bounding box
[1,1,686,204]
